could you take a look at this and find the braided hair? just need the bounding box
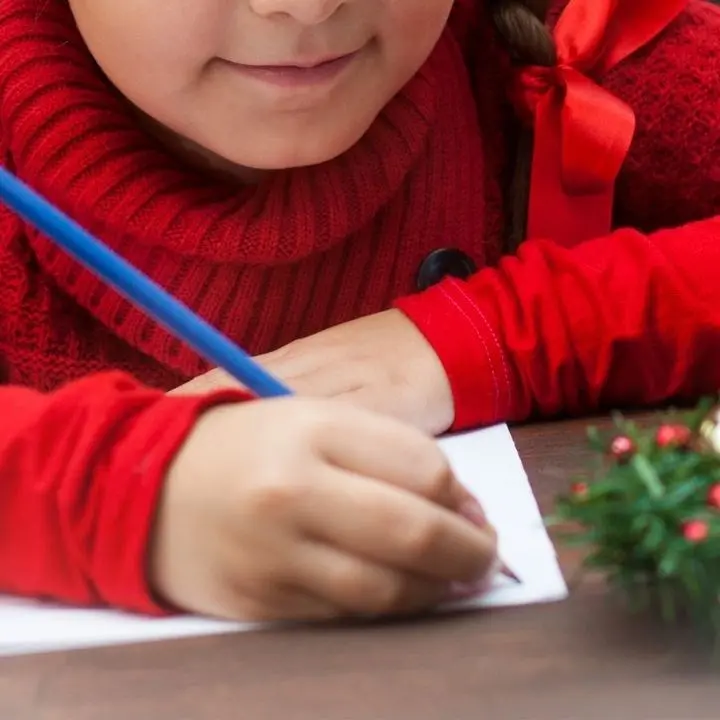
[487,0,556,249]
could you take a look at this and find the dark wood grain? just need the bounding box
[3,414,720,720]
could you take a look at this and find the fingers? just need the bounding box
[224,588,343,624]
[294,466,498,584]
[311,402,473,512]
[289,541,446,616]
[215,544,447,622]
[200,578,342,623]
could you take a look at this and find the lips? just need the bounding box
[224,49,362,88]
[238,51,358,71]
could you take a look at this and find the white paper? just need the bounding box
[438,426,567,610]
[0,424,567,657]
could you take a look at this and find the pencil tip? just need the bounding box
[500,563,522,584]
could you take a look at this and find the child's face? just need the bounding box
[69,0,454,173]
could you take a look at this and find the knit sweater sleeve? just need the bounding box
[0,372,248,613]
[395,0,720,429]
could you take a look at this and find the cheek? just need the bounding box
[380,0,455,71]
[69,0,222,96]
[385,0,454,28]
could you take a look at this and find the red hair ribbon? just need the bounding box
[511,0,687,246]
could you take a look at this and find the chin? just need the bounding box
[223,122,374,172]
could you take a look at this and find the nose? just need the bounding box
[248,0,345,25]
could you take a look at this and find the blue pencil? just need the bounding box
[0,167,291,398]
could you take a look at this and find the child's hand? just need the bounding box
[150,397,496,622]
[257,310,455,435]
[171,311,454,435]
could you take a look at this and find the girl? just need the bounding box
[0,0,718,622]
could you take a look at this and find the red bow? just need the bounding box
[512,0,687,246]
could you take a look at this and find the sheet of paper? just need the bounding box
[0,424,567,657]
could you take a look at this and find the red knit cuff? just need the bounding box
[92,388,251,616]
[394,279,514,430]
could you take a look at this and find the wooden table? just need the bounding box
[3,415,720,720]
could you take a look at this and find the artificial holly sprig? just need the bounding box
[547,399,720,640]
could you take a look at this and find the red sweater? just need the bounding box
[1,0,719,613]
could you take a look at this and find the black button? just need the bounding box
[415,248,477,291]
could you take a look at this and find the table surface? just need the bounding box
[3,414,720,720]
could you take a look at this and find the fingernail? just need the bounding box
[445,557,501,602]
[485,555,503,580]
[472,556,502,586]
[459,498,487,527]
[446,577,493,601]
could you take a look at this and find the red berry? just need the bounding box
[708,483,720,510]
[610,435,634,461]
[656,424,691,448]
[571,482,589,498]
[682,520,709,543]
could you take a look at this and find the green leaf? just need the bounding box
[658,544,684,578]
[678,562,704,601]
[631,455,665,498]
[660,478,706,507]
[631,515,651,534]
[641,517,668,553]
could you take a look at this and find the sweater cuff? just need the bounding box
[93,388,250,616]
[394,278,515,430]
